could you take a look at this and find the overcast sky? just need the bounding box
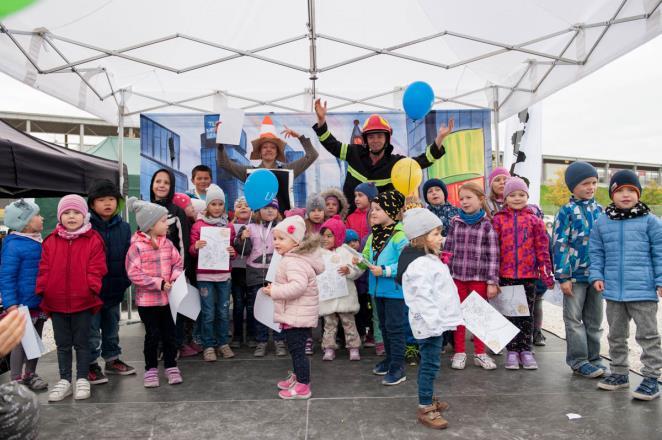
[1,35,660,165]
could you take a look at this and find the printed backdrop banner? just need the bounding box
[139,110,492,210]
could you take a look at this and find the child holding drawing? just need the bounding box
[398,207,462,430]
[262,215,324,399]
[443,182,499,370]
[318,215,364,361]
[189,184,237,362]
[492,178,554,370]
[125,198,184,388]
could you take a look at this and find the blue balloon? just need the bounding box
[244,169,279,210]
[402,81,435,120]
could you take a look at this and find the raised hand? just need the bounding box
[435,118,455,146]
[281,126,301,139]
[314,98,327,126]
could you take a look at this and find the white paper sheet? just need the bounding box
[489,285,530,317]
[461,291,520,354]
[198,227,230,271]
[169,275,201,323]
[215,108,245,145]
[265,252,283,283]
[19,305,46,360]
[317,253,349,301]
[254,288,282,332]
[544,282,564,307]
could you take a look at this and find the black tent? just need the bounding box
[0,119,128,197]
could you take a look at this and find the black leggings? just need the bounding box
[284,328,311,384]
[139,306,178,370]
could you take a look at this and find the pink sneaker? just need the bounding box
[375,342,386,356]
[143,368,159,388]
[349,348,361,361]
[322,348,335,361]
[278,382,311,400]
[179,344,198,358]
[277,372,297,390]
[165,367,183,385]
[189,342,204,353]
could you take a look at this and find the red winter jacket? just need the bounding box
[345,208,370,241]
[491,207,553,286]
[36,229,107,314]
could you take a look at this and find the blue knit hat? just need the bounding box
[355,182,378,201]
[422,178,448,204]
[345,228,359,243]
[564,161,598,192]
[609,169,642,198]
[3,199,40,231]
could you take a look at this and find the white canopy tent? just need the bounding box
[1,0,661,190]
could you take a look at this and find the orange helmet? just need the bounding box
[362,114,393,136]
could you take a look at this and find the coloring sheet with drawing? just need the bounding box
[198,227,230,271]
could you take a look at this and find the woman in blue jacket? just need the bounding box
[589,170,662,401]
[0,199,47,390]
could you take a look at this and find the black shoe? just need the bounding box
[87,363,109,385]
[533,330,546,346]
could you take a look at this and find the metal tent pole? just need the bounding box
[492,86,501,168]
[307,0,318,105]
[118,90,132,321]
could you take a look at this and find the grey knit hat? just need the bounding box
[205,184,225,207]
[127,197,168,232]
[306,193,325,212]
[3,199,40,231]
[402,207,442,240]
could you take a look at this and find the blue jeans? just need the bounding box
[89,303,121,363]
[247,285,285,343]
[198,280,232,348]
[563,282,604,369]
[375,297,406,374]
[417,335,443,405]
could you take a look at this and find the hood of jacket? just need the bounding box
[150,168,176,205]
[320,187,349,220]
[396,246,426,286]
[285,234,325,275]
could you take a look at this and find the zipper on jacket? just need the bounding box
[619,221,624,301]
[514,211,519,278]
[67,240,72,312]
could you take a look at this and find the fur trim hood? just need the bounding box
[321,187,349,220]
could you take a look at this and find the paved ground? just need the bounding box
[3,324,661,440]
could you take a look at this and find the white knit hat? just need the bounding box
[402,208,442,240]
[273,215,306,244]
[205,184,225,206]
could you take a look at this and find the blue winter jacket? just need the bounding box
[360,223,409,299]
[552,197,603,283]
[0,234,42,309]
[589,214,662,302]
[90,212,132,306]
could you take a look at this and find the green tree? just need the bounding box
[641,180,662,206]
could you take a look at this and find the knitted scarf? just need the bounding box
[11,231,43,243]
[605,201,650,220]
[201,213,228,226]
[371,223,396,257]
[459,209,485,225]
[55,222,92,240]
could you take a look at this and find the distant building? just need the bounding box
[542,155,662,187]
[140,115,187,199]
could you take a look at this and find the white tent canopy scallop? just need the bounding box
[0,0,660,127]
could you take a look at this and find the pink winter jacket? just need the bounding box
[270,237,325,328]
[125,232,184,307]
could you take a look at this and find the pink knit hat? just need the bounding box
[320,215,346,249]
[57,194,88,220]
[503,177,529,199]
[488,167,510,186]
[285,207,306,218]
[172,193,192,210]
[274,215,306,244]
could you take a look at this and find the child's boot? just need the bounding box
[417,404,449,429]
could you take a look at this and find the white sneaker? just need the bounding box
[451,352,467,370]
[48,379,73,402]
[474,353,497,370]
[74,378,91,400]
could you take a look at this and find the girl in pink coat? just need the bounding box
[262,215,324,400]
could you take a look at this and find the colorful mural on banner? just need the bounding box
[140,110,492,210]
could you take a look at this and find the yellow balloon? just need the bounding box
[391,158,422,196]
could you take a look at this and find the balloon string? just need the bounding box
[240,213,252,257]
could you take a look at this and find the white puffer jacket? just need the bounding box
[401,254,463,339]
[318,245,364,316]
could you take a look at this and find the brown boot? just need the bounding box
[417,405,449,430]
[432,396,450,412]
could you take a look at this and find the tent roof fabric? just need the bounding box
[87,136,141,175]
[0,0,660,127]
[0,119,128,197]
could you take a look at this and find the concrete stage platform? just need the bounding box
[2,323,660,439]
